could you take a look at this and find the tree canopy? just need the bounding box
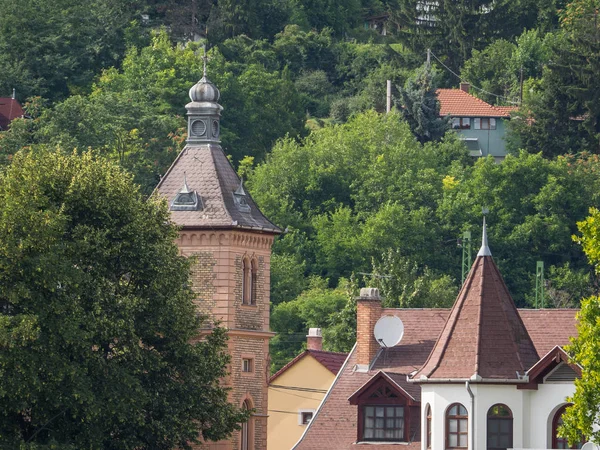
[0,149,247,448]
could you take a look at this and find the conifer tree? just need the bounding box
[396,63,449,143]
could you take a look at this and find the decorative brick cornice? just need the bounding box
[176,230,274,250]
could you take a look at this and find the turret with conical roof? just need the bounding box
[412,219,539,383]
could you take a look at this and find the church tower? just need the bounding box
[155,67,281,450]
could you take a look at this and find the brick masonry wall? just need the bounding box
[230,335,269,450]
[356,299,382,366]
[189,251,217,318]
[234,255,266,331]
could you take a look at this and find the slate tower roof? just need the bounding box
[155,70,281,233]
[412,221,539,382]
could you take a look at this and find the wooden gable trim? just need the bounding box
[519,346,581,390]
[348,371,416,406]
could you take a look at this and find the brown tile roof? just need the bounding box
[519,309,577,357]
[269,349,348,383]
[437,89,516,118]
[295,309,448,450]
[0,97,24,130]
[412,255,539,381]
[295,308,577,449]
[154,144,281,233]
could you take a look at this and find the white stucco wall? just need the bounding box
[420,382,575,450]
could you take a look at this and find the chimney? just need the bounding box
[459,82,470,93]
[356,287,382,367]
[306,328,322,351]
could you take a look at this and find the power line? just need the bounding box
[429,51,520,105]
[270,384,328,394]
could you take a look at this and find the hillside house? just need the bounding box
[294,223,585,450]
[437,84,517,162]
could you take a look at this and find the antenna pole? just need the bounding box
[535,260,544,308]
[461,231,472,285]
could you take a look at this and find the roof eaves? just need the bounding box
[269,350,310,384]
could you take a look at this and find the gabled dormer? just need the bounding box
[349,371,418,443]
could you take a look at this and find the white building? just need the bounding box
[294,223,585,450]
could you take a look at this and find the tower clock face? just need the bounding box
[212,120,219,138]
[191,120,207,136]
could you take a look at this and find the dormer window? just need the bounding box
[348,372,415,444]
[233,180,251,213]
[171,174,202,211]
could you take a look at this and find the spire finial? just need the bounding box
[182,172,191,193]
[478,216,492,256]
[202,44,208,78]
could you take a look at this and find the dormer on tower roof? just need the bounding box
[411,218,539,383]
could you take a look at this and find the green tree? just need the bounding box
[0,149,247,448]
[0,0,143,101]
[396,64,449,143]
[560,206,600,444]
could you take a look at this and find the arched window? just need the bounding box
[426,404,432,449]
[487,404,513,450]
[446,403,468,449]
[250,259,258,305]
[241,400,251,450]
[552,404,585,449]
[242,258,251,304]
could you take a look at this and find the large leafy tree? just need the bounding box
[560,207,600,444]
[0,0,143,101]
[0,149,247,448]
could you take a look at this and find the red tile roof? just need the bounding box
[437,89,516,118]
[0,97,24,130]
[295,307,578,449]
[295,309,448,450]
[269,349,348,384]
[413,255,539,381]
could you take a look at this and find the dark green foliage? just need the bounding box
[0,0,144,101]
[396,63,449,143]
[0,149,247,448]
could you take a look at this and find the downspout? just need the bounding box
[466,381,475,450]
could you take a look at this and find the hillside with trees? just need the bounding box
[2,0,600,376]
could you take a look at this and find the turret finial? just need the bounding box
[478,216,492,256]
[202,44,208,78]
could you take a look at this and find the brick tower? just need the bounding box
[155,67,281,450]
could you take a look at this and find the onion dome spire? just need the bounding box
[185,45,222,144]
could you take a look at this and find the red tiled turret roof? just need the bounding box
[437,89,516,118]
[0,97,24,130]
[412,247,539,382]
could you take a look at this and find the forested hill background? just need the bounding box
[2,0,600,371]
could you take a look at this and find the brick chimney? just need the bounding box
[459,82,470,93]
[306,328,323,351]
[356,287,382,367]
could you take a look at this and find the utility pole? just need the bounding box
[386,80,392,113]
[427,48,431,66]
[519,65,524,105]
[535,260,545,309]
[460,231,472,285]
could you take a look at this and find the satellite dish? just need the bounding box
[581,443,599,450]
[374,315,404,348]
